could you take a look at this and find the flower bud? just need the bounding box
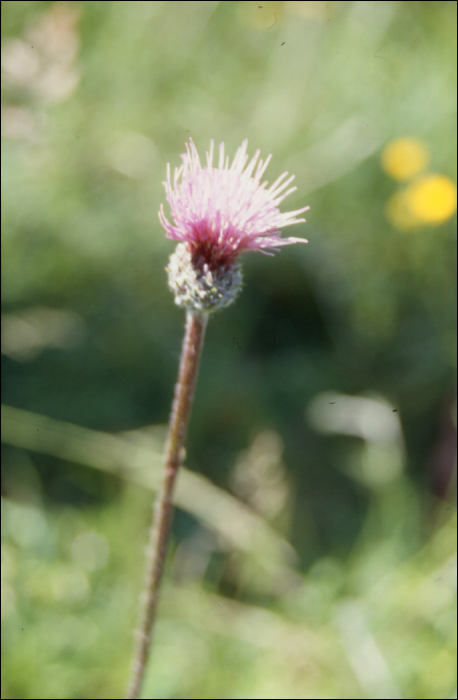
[167,243,243,314]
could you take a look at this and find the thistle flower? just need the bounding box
[160,139,309,313]
[127,143,309,698]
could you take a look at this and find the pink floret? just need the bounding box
[159,139,309,266]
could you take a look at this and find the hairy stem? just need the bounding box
[126,311,208,699]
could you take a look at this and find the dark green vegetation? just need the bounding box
[2,2,456,698]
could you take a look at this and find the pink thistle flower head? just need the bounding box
[159,139,309,267]
[161,139,309,314]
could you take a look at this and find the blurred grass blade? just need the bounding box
[1,404,297,579]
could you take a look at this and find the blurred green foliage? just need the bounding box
[1,1,456,698]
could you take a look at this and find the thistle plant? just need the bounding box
[126,139,309,699]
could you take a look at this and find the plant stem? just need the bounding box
[126,310,208,699]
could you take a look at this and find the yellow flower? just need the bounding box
[381,138,429,181]
[385,191,419,231]
[404,175,457,225]
[386,175,457,229]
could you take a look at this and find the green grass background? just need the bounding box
[1,1,456,698]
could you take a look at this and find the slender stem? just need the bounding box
[126,311,208,699]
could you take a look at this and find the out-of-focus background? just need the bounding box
[1,2,456,698]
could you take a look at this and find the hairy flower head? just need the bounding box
[161,139,309,313]
[160,139,309,264]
